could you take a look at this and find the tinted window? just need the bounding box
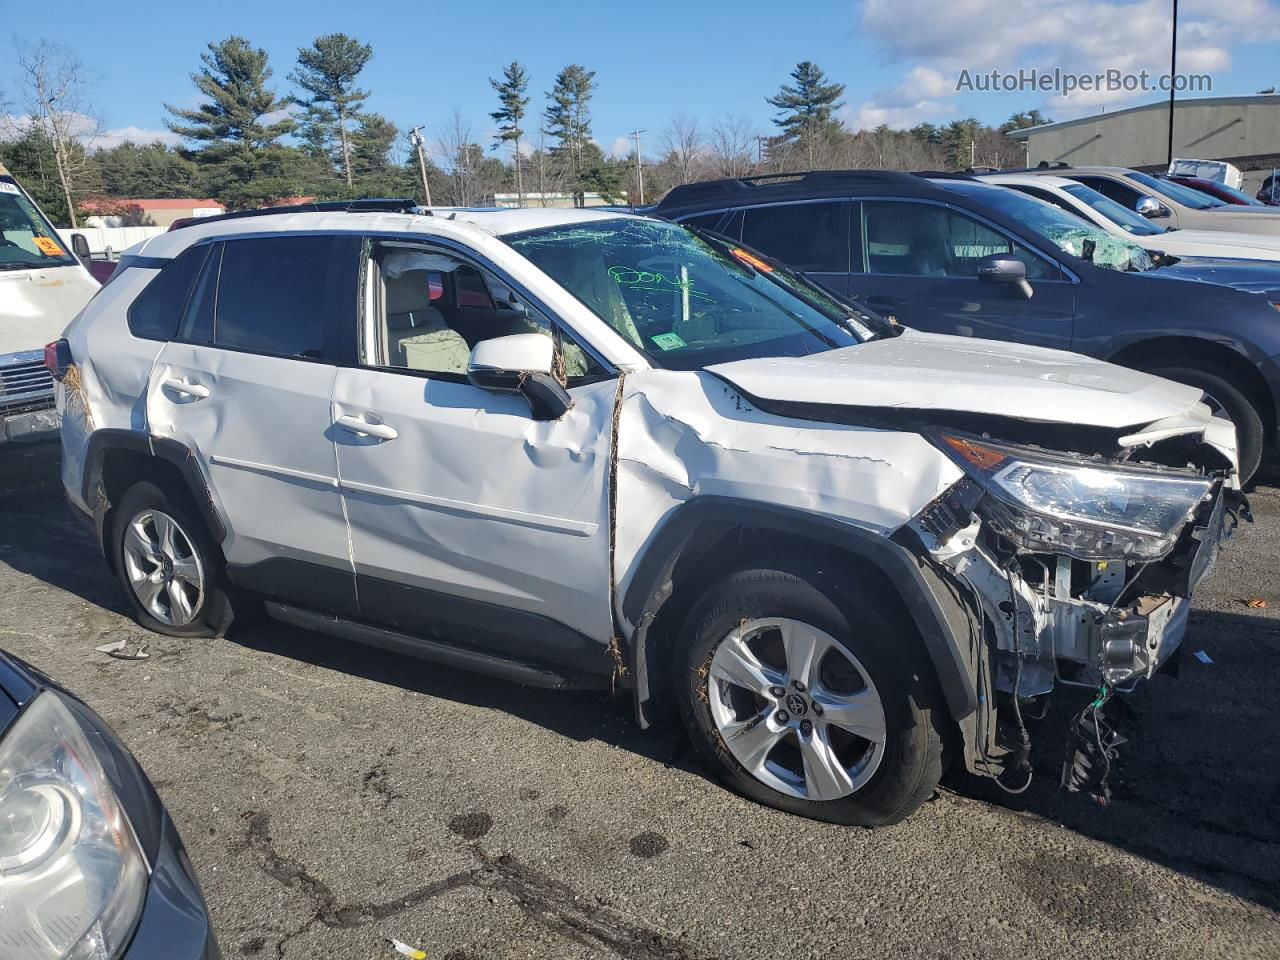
[179,243,221,343]
[680,212,729,233]
[127,244,210,340]
[213,236,334,358]
[862,201,1057,279]
[1073,176,1142,209]
[740,202,849,273]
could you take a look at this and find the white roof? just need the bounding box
[978,173,1077,189]
[135,205,639,260]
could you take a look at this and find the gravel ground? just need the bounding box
[1,440,1277,960]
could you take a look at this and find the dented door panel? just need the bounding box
[331,369,616,644]
[145,343,350,577]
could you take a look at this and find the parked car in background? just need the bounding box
[655,170,1280,481]
[0,648,219,958]
[50,201,1241,824]
[980,172,1280,261]
[1162,175,1268,207]
[0,163,99,445]
[1021,166,1280,235]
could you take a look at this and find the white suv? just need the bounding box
[54,201,1244,825]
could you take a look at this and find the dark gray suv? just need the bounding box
[655,170,1280,481]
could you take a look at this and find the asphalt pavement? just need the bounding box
[1,440,1277,960]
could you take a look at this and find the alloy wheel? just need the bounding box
[121,509,206,627]
[706,617,886,801]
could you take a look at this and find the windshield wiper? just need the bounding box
[0,261,43,272]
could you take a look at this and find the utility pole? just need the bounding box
[1167,0,1178,166]
[755,136,768,167]
[409,126,433,206]
[630,129,645,206]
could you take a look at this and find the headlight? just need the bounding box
[0,692,147,960]
[934,432,1212,560]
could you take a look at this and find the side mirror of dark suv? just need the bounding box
[977,253,1033,299]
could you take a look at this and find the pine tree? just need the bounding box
[544,64,596,202]
[490,61,529,204]
[164,37,299,208]
[291,33,373,190]
[766,61,846,169]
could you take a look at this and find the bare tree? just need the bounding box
[435,109,477,206]
[707,114,758,179]
[9,38,99,227]
[661,113,705,185]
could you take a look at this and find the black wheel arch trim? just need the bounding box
[82,429,227,544]
[622,496,979,728]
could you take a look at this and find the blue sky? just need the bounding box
[6,0,1280,159]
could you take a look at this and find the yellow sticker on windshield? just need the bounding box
[34,236,65,257]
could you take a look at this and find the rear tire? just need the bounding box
[1147,365,1264,483]
[110,480,236,638]
[673,564,944,827]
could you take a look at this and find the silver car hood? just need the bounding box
[708,329,1207,430]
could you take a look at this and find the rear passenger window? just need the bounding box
[213,236,335,358]
[126,245,209,340]
[740,202,849,273]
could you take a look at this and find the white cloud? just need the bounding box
[853,0,1280,126]
[87,125,183,149]
[1,111,182,150]
[605,136,631,159]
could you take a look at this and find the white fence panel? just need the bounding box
[55,226,167,257]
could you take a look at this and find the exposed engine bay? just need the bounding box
[907,421,1247,802]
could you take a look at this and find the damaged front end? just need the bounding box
[908,422,1247,801]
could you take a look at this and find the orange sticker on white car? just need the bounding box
[33,236,65,256]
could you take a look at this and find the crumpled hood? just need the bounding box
[708,329,1207,430]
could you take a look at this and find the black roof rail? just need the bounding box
[170,198,424,231]
[911,170,978,180]
[655,169,926,209]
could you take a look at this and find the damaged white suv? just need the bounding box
[53,201,1245,825]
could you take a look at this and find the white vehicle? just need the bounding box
[980,173,1280,261]
[55,201,1244,825]
[0,163,99,443]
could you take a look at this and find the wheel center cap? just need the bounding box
[785,692,808,717]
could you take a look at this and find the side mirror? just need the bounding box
[69,232,91,260]
[467,333,572,421]
[977,253,1033,299]
[1135,195,1169,219]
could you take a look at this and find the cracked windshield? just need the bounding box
[507,217,876,369]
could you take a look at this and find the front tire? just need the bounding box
[674,565,944,827]
[110,480,236,638]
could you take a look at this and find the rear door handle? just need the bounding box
[335,414,398,441]
[161,377,210,399]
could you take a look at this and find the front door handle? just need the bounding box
[335,415,398,441]
[161,377,210,399]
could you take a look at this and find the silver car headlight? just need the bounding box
[0,692,148,960]
[933,432,1213,561]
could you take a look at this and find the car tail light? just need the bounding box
[44,339,72,381]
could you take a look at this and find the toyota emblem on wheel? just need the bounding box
[786,692,808,717]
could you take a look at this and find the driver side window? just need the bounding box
[365,242,604,382]
[862,201,1058,280]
